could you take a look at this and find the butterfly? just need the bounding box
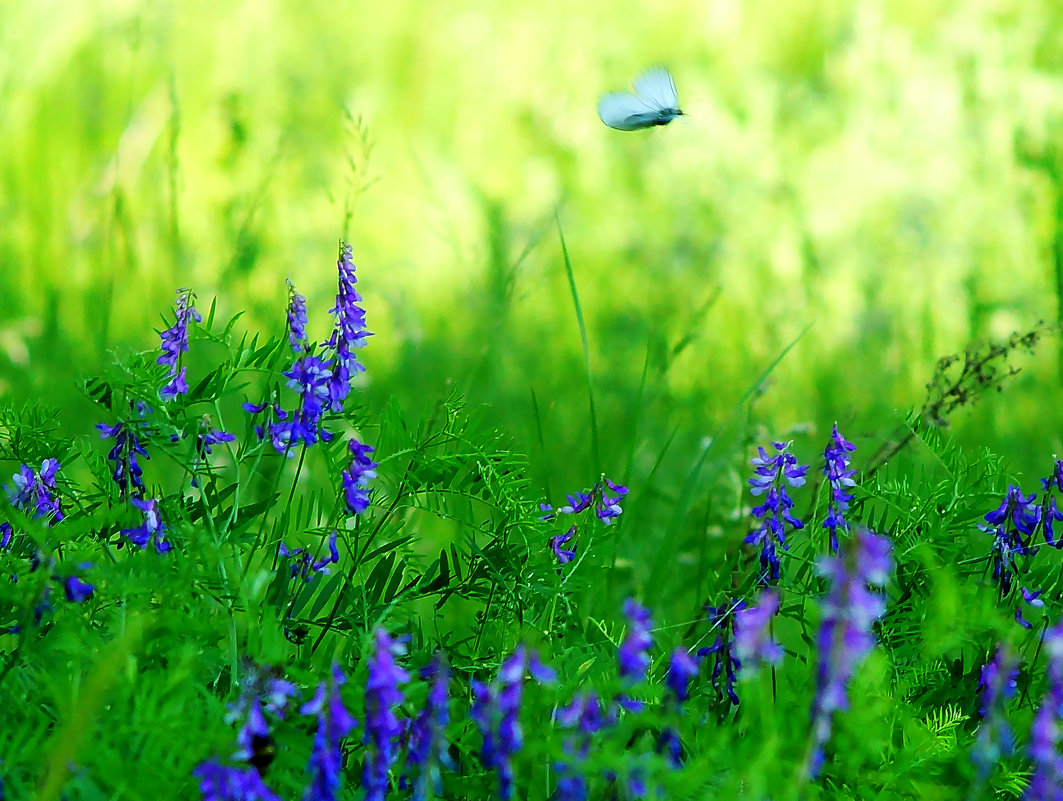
[598,67,684,131]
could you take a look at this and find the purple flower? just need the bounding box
[745,441,808,585]
[540,476,629,526]
[406,656,451,801]
[363,629,410,801]
[617,599,654,686]
[279,531,340,582]
[733,590,783,671]
[550,526,576,565]
[286,279,309,353]
[301,664,357,801]
[227,665,297,775]
[972,645,1017,779]
[121,497,171,553]
[342,439,378,515]
[158,288,202,401]
[982,485,1040,597]
[191,422,235,487]
[269,354,336,454]
[555,692,608,800]
[809,527,892,777]
[1028,622,1063,799]
[822,424,856,553]
[665,647,698,705]
[698,601,744,708]
[194,761,281,801]
[471,646,555,801]
[97,420,149,497]
[0,522,12,549]
[6,459,63,523]
[323,243,372,413]
[61,573,95,603]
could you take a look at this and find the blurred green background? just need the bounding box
[2,0,1063,502]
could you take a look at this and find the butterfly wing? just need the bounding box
[632,66,680,112]
[598,92,662,130]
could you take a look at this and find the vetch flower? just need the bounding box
[59,572,95,604]
[301,664,357,801]
[269,353,335,454]
[1028,621,1063,799]
[617,599,654,710]
[822,424,856,553]
[550,526,576,565]
[192,420,235,487]
[471,646,555,801]
[972,645,1018,781]
[342,439,377,515]
[363,629,410,801]
[1016,587,1046,630]
[279,531,340,583]
[286,278,309,353]
[555,692,608,801]
[158,287,202,402]
[121,497,171,553]
[656,646,699,768]
[6,459,63,523]
[540,476,629,526]
[745,441,808,585]
[406,656,451,801]
[194,761,281,801]
[733,590,783,671]
[97,420,149,497]
[809,527,892,777]
[323,242,372,413]
[698,600,744,708]
[227,664,297,776]
[982,485,1040,597]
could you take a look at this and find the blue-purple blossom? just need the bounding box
[60,572,95,603]
[540,476,629,526]
[363,629,410,801]
[269,354,336,454]
[1028,621,1063,800]
[733,590,783,671]
[982,485,1040,597]
[287,279,309,353]
[227,666,297,771]
[97,420,149,497]
[555,692,609,801]
[550,526,576,565]
[158,288,202,402]
[194,761,281,801]
[323,243,372,413]
[822,424,856,553]
[279,531,340,582]
[6,459,63,523]
[471,646,555,801]
[809,527,892,777]
[665,647,698,704]
[0,522,11,549]
[617,599,654,686]
[406,656,451,801]
[745,441,808,585]
[698,601,744,708]
[1040,460,1063,547]
[1017,587,1046,630]
[342,439,377,515]
[192,423,235,487]
[972,645,1018,780]
[301,664,357,801]
[121,497,171,553]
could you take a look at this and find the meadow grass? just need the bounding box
[4,1,1063,798]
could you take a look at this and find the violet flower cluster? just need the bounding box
[279,531,340,583]
[363,629,410,801]
[6,459,63,523]
[698,600,743,708]
[158,288,202,402]
[342,439,378,515]
[405,656,451,801]
[541,476,628,565]
[809,527,892,777]
[97,418,150,498]
[554,691,608,801]
[121,497,171,553]
[471,646,555,801]
[657,647,698,767]
[616,598,654,711]
[324,243,372,412]
[982,485,1041,598]
[733,589,783,672]
[1028,621,1063,800]
[302,664,358,801]
[822,424,856,553]
[972,645,1018,780]
[745,441,808,586]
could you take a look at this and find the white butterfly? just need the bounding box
[598,67,684,131]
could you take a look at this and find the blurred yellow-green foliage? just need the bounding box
[3,0,1063,492]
